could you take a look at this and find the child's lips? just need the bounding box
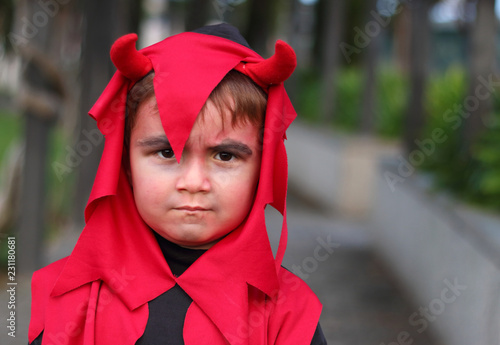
[175,205,210,212]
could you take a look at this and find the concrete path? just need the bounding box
[267,194,443,345]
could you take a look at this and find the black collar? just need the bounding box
[153,231,207,277]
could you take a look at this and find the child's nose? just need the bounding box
[175,158,211,193]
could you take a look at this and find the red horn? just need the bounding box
[110,33,153,81]
[243,40,296,87]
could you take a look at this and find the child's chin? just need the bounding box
[153,231,213,249]
[174,238,217,250]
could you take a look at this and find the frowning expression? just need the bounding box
[128,96,262,249]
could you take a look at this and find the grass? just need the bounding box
[0,109,23,165]
[0,109,22,269]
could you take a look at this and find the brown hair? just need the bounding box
[125,70,267,147]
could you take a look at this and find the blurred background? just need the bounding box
[1,0,500,344]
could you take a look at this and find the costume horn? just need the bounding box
[110,33,153,81]
[237,40,296,88]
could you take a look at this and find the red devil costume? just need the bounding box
[28,24,326,344]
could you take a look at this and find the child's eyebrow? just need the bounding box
[136,136,171,147]
[211,139,253,156]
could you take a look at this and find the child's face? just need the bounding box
[128,96,262,249]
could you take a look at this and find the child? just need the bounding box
[28,23,326,344]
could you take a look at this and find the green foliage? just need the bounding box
[0,110,21,268]
[295,69,322,124]
[333,67,363,131]
[296,63,500,211]
[420,65,500,211]
[332,66,409,136]
[420,65,468,191]
[296,66,408,136]
[375,66,408,138]
[464,113,500,210]
[0,110,22,164]
[333,66,408,136]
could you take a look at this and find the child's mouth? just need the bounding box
[175,206,209,212]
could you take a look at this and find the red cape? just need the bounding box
[29,27,322,344]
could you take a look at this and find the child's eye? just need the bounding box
[157,149,175,159]
[215,152,236,162]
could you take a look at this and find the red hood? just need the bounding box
[48,29,298,338]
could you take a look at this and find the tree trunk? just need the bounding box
[18,111,54,273]
[286,0,316,102]
[463,0,497,151]
[403,0,432,154]
[13,0,62,273]
[71,0,139,230]
[320,0,346,124]
[185,0,212,31]
[244,0,278,55]
[393,5,411,74]
[360,0,381,134]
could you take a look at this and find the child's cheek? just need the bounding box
[210,169,248,200]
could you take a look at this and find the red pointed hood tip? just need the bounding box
[235,40,296,88]
[110,33,153,81]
